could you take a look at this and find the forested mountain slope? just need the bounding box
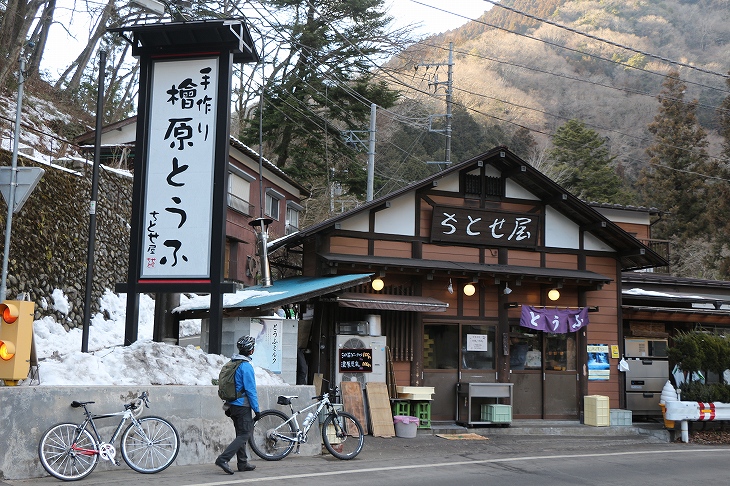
[380,0,730,181]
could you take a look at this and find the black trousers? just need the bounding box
[219,405,253,467]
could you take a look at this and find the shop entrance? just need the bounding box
[509,326,579,419]
[422,321,496,421]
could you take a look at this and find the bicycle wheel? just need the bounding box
[249,410,296,460]
[321,411,364,460]
[121,416,180,473]
[38,423,99,481]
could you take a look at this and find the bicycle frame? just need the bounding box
[40,391,180,481]
[277,389,340,444]
[70,407,140,463]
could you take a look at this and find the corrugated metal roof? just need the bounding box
[175,274,373,317]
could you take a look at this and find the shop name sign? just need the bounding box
[141,57,219,279]
[430,205,539,248]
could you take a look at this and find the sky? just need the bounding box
[41,0,491,80]
[15,290,286,387]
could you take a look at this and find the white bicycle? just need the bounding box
[250,385,364,460]
[38,391,180,481]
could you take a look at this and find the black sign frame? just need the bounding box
[338,348,374,373]
[430,205,540,248]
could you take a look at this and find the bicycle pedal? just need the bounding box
[114,460,121,466]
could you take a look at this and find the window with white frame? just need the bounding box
[228,166,254,215]
[286,201,303,234]
[265,188,283,220]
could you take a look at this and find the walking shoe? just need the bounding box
[215,458,234,475]
[238,463,256,471]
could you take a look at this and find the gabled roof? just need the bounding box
[272,146,667,271]
[73,117,310,198]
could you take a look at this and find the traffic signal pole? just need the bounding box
[0,55,27,302]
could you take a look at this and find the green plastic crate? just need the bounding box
[610,409,632,426]
[481,404,512,423]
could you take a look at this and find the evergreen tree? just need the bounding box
[707,72,730,278]
[548,119,632,204]
[638,70,710,240]
[238,0,402,210]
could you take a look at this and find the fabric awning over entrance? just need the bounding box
[336,292,449,312]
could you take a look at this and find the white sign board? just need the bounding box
[141,57,219,279]
[466,333,488,352]
[250,318,283,374]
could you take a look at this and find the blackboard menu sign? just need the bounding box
[338,348,373,373]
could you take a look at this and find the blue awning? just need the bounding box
[174,274,373,316]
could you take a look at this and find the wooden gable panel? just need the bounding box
[422,279,457,316]
[330,236,368,255]
[611,222,649,240]
[508,250,540,266]
[545,253,578,269]
[373,240,411,258]
[422,244,480,263]
[586,255,618,276]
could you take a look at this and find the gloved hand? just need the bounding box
[254,412,261,421]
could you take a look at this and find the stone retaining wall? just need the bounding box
[0,152,131,329]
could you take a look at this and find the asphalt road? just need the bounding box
[6,433,730,486]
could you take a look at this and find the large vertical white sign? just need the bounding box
[250,318,283,374]
[141,57,219,279]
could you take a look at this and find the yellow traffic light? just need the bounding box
[0,300,34,385]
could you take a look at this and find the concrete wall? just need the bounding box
[0,385,319,480]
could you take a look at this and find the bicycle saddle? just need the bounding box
[71,401,95,407]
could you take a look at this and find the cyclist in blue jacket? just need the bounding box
[215,335,261,474]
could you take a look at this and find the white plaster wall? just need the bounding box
[339,210,370,232]
[506,179,540,200]
[374,193,415,236]
[585,231,616,252]
[485,165,501,177]
[545,206,580,249]
[593,207,651,225]
[437,171,461,192]
[100,124,137,144]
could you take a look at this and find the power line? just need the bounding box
[235,2,730,191]
[410,1,730,95]
[483,0,730,80]
[406,41,730,115]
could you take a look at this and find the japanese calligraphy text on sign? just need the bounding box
[338,348,373,373]
[430,205,539,248]
[141,57,219,279]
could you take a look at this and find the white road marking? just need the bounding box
[191,448,726,485]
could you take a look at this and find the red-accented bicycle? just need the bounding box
[38,391,179,481]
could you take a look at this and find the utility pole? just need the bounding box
[416,42,454,166]
[342,103,377,201]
